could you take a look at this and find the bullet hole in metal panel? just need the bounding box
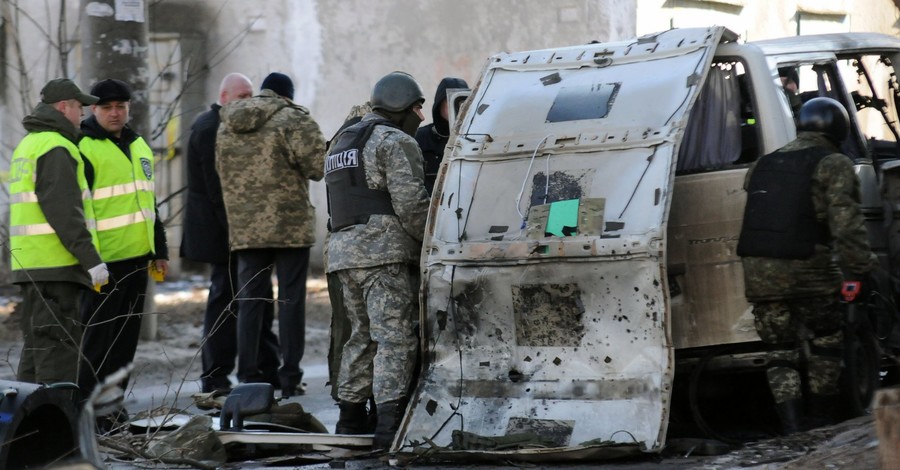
[553,357,562,366]
[604,356,612,363]
[508,369,524,382]
[479,361,490,367]
[633,286,639,292]
[540,72,562,86]
[426,400,438,416]
[489,225,508,242]
[524,356,533,362]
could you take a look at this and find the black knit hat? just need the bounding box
[90,78,132,104]
[261,72,294,100]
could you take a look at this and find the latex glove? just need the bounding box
[149,259,168,282]
[89,263,109,292]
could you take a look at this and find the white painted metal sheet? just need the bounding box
[399,26,729,461]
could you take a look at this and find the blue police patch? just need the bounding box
[140,158,152,180]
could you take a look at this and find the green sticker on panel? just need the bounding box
[546,199,579,237]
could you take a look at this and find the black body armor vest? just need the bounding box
[736,146,832,259]
[325,119,398,232]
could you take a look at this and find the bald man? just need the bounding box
[182,73,280,393]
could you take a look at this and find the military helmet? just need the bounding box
[797,97,850,144]
[371,72,425,112]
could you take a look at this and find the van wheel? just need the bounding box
[841,323,880,418]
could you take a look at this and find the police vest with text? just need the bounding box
[325,119,398,231]
[9,132,100,270]
[79,136,157,262]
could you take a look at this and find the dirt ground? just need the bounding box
[0,276,334,391]
[0,276,890,469]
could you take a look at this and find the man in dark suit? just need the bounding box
[181,73,279,393]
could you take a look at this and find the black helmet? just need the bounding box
[371,72,425,112]
[797,97,850,144]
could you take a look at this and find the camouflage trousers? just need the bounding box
[752,296,844,403]
[335,263,418,404]
[18,281,84,385]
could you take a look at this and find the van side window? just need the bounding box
[842,54,900,162]
[676,61,750,173]
[788,62,867,160]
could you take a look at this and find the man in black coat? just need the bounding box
[415,77,468,195]
[181,73,279,393]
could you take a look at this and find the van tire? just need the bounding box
[840,321,880,419]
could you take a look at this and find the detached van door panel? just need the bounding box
[398,27,728,460]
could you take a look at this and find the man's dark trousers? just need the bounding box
[236,247,309,393]
[78,258,148,397]
[201,257,280,392]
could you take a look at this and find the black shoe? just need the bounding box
[202,378,233,394]
[280,382,307,399]
[806,393,839,429]
[774,398,803,435]
[336,400,370,434]
[373,398,409,450]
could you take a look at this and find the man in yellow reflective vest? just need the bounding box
[76,79,169,424]
[8,78,108,388]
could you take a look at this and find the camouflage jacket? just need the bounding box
[742,131,876,301]
[216,89,326,250]
[325,113,430,272]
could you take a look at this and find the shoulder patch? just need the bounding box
[140,157,153,180]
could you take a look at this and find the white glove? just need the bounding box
[88,263,110,289]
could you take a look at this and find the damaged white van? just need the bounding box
[394,26,900,462]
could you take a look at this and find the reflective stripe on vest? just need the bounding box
[9,132,99,270]
[79,135,157,262]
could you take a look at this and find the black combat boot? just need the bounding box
[806,393,839,429]
[774,398,803,435]
[373,398,408,451]
[335,400,370,435]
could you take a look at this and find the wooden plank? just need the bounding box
[875,387,900,469]
[217,431,372,448]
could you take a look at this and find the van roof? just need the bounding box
[752,32,900,57]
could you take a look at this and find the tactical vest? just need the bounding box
[79,136,156,262]
[9,132,99,270]
[737,146,832,259]
[325,119,397,231]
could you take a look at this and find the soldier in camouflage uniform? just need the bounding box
[326,101,373,403]
[216,72,326,398]
[325,72,429,450]
[737,97,876,434]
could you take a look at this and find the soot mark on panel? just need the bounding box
[452,284,486,339]
[512,284,585,347]
[505,418,574,447]
[529,171,588,208]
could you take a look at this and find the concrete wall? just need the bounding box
[636,0,899,39]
